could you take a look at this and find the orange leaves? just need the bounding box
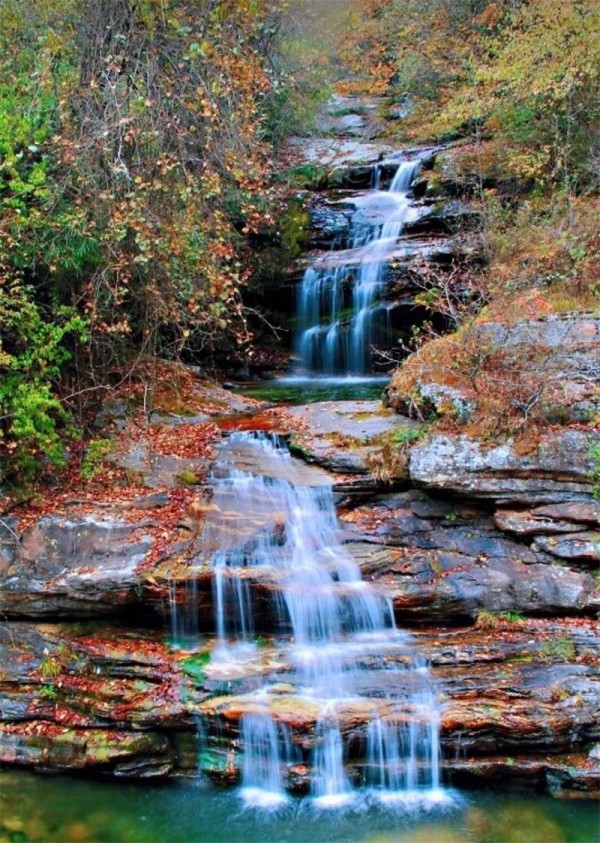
[146,422,218,461]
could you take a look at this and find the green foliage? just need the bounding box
[80,439,115,481]
[346,0,600,193]
[502,612,525,625]
[475,610,499,630]
[174,469,202,486]
[39,654,62,679]
[539,635,576,663]
[393,425,427,446]
[0,0,309,487]
[279,164,328,189]
[588,443,600,500]
[0,282,88,483]
[39,684,58,700]
[476,610,526,628]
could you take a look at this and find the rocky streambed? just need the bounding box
[1,389,598,799]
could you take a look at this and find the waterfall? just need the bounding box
[193,432,445,808]
[296,158,421,376]
[312,709,353,808]
[240,712,295,808]
[366,693,441,800]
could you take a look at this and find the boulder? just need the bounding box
[409,429,598,505]
[0,516,156,618]
[494,502,600,536]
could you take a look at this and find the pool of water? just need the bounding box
[1,771,597,843]
[239,376,390,405]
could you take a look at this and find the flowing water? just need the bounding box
[296,158,421,375]
[178,431,445,810]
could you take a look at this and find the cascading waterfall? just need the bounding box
[190,432,447,809]
[312,709,353,808]
[296,158,421,375]
[240,712,297,809]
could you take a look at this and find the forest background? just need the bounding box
[0,0,598,487]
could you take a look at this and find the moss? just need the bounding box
[181,651,211,684]
[475,610,500,630]
[277,163,328,190]
[539,635,576,663]
[175,470,202,486]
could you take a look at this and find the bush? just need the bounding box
[0,282,88,484]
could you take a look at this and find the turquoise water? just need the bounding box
[239,376,390,404]
[1,771,598,843]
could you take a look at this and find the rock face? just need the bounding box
[409,429,598,504]
[341,493,599,622]
[1,516,155,618]
[1,621,597,796]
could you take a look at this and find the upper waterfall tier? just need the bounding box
[295,157,424,376]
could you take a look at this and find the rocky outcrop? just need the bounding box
[285,399,415,475]
[341,492,599,622]
[1,515,156,618]
[385,312,600,425]
[494,502,599,536]
[409,429,597,505]
[2,621,597,796]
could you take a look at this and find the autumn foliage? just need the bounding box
[0,0,291,482]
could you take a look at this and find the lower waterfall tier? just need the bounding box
[177,431,444,806]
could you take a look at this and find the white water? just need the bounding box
[296,159,421,375]
[190,432,444,809]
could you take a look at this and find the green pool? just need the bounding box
[239,376,390,405]
[1,771,597,843]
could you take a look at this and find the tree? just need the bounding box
[0,0,287,482]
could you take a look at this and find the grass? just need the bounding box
[539,635,576,663]
[475,610,526,629]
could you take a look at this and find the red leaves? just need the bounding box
[146,422,218,460]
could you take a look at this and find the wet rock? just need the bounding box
[0,516,156,618]
[285,400,418,476]
[414,623,600,779]
[307,202,353,249]
[0,724,173,777]
[446,753,600,798]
